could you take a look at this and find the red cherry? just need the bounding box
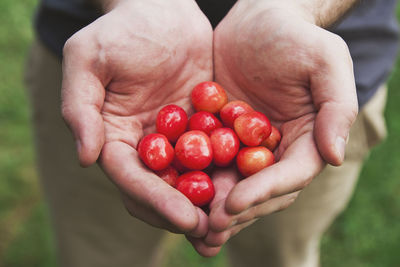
[191,81,228,113]
[138,133,174,171]
[234,111,272,146]
[210,128,240,167]
[155,166,179,187]
[171,156,189,174]
[176,171,215,207]
[220,100,254,128]
[188,111,222,135]
[175,130,213,170]
[236,147,275,177]
[156,104,188,143]
[261,126,281,151]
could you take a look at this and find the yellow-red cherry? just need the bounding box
[261,126,281,151]
[220,100,254,128]
[191,81,228,113]
[236,146,275,177]
[234,111,272,146]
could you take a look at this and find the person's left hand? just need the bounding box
[61,0,214,238]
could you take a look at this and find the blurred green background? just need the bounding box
[0,1,399,266]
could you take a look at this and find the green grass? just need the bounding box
[0,1,55,266]
[0,1,399,267]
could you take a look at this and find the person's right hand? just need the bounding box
[187,0,359,256]
[61,0,213,237]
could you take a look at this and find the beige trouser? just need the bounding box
[25,39,387,267]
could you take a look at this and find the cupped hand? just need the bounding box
[188,0,358,255]
[61,0,213,236]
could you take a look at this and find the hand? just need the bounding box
[61,0,213,236]
[188,0,358,255]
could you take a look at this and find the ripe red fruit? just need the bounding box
[261,126,281,151]
[234,111,272,146]
[236,147,275,177]
[210,128,240,167]
[138,133,174,171]
[220,100,254,128]
[191,81,228,113]
[175,130,213,170]
[188,111,222,135]
[156,104,188,143]
[176,171,215,207]
[171,156,189,174]
[155,166,179,187]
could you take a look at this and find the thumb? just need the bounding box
[61,39,105,167]
[314,101,357,166]
[311,35,358,166]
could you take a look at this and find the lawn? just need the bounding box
[0,1,399,267]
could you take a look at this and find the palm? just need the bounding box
[214,13,322,165]
[99,57,211,234]
[188,6,357,256]
[62,1,213,234]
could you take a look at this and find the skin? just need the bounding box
[187,0,358,256]
[61,0,213,237]
[62,0,359,258]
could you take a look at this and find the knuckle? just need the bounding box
[63,35,80,57]
[63,29,92,59]
[330,34,352,63]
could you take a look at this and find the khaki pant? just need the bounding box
[25,39,387,267]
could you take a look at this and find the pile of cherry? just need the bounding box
[138,82,281,207]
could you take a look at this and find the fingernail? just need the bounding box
[335,136,346,163]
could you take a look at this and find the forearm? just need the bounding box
[298,0,359,27]
[241,0,359,28]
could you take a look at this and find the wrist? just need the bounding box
[100,0,201,13]
[239,0,358,28]
[237,0,316,25]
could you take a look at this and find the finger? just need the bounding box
[209,191,300,232]
[185,236,222,257]
[225,132,324,214]
[188,208,209,238]
[61,38,106,167]
[311,33,358,166]
[209,168,240,210]
[121,194,186,233]
[207,168,239,231]
[121,195,208,237]
[100,141,200,233]
[204,219,258,247]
